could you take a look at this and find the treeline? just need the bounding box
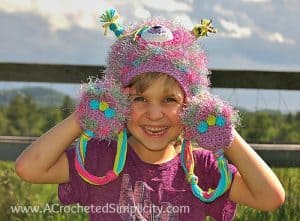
[238,110,300,144]
[0,94,300,143]
[0,94,75,137]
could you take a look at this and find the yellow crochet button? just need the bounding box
[206,115,216,126]
[99,101,109,111]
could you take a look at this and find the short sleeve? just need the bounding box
[58,146,90,205]
[193,149,237,221]
[58,139,117,206]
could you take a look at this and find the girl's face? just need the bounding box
[127,75,184,154]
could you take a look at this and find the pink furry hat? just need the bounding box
[103,13,215,98]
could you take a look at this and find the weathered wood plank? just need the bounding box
[0,62,104,83]
[211,69,300,90]
[1,136,299,167]
[1,62,300,89]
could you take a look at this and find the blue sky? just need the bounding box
[0,0,299,112]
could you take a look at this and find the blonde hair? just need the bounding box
[128,72,179,93]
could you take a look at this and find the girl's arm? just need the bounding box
[226,130,285,211]
[15,112,82,184]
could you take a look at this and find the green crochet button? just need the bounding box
[206,115,216,126]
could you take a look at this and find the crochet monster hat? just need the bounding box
[74,9,239,202]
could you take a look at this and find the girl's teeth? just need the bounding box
[143,127,168,135]
[145,127,166,132]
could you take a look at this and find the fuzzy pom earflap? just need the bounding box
[181,91,240,151]
[76,77,130,140]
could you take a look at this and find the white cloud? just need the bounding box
[242,0,270,2]
[219,19,252,38]
[0,0,193,30]
[174,14,194,29]
[0,0,124,30]
[134,7,151,19]
[0,0,299,71]
[140,0,191,12]
[0,1,32,12]
[264,32,295,45]
[213,4,235,17]
[212,4,296,45]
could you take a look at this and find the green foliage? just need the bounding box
[233,168,300,221]
[0,161,87,221]
[0,87,71,107]
[237,110,300,144]
[0,106,9,135]
[60,95,76,119]
[0,94,74,136]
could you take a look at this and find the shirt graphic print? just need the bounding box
[119,173,181,221]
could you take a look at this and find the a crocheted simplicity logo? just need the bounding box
[10,203,90,214]
[10,203,190,217]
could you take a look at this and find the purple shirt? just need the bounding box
[58,139,237,221]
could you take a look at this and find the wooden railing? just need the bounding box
[1,62,300,166]
[1,62,300,89]
[1,136,299,167]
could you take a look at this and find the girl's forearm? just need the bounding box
[225,130,285,207]
[15,112,82,177]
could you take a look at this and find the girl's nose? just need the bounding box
[146,104,164,120]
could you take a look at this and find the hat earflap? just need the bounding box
[74,77,130,185]
[180,91,239,202]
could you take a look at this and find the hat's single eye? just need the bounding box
[150,25,163,33]
[140,25,173,42]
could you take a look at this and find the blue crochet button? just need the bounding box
[85,130,94,138]
[132,59,141,67]
[191,85,201,95]
[216,115,226,127]
[152,47,163,55]
[197,121,208,134]
[104,108,116,119]
[177,65,188,73]
[89,99,100,110]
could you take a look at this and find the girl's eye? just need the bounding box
[164,97,177,103]
[132,96,146,102]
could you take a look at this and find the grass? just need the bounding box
[0,161,87,221]
[0,161,299,221]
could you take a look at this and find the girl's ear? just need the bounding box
[122,87,130,95]
[75,77,130,140]
[182,97,190,107]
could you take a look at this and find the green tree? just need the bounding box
[0,107,9,135]
[41,107,63,131]
[5,94,44,136]
[60,95,75,119]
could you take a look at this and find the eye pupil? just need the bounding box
[166,97,176,102]
[133,97,145,102]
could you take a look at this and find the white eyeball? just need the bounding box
[140,25,173,42]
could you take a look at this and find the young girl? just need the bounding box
[15,9,284,221]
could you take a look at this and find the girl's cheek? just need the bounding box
[130,104,145,116]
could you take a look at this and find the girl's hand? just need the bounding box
[181,91,239,151]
